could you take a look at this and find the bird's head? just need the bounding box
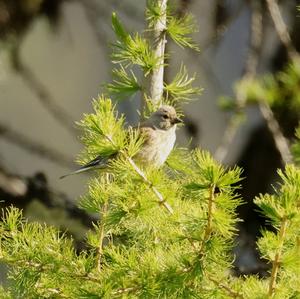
[150,105,182,130]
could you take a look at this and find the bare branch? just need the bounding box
[208,275,244,299]
[215,0,292,164]
[258,102,292,164]
[0,122,74,168]
[0,167,96,229]
[215,0,263,162]
[12,44,78,137]
[149,0,168,106]
[79,0,110,53]
[265,0,299,61]
[200,2,246,53]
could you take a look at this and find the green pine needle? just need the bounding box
[164,64,202,104]
[292,127,300,165]
[145,0,164,29]
[106,66,142,99]
[77,96,126,162]
[167,14,200,51]
[111,13,159,75]
[111,12,129,44]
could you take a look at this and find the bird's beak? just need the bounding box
[173,117,183,124]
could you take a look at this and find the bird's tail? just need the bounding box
[59,165,95,179]
[59,154,114,179]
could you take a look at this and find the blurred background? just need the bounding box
[0,0,300,276]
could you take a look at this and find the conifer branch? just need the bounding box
[47,288,68,298]
[199,184,215,254]
[127,157,174,214]
[101,132,173,214]
[208,275,244,299]
[149,0,168,105]
[112,286,139,296]
[96,200,108,272]
[268,217,288,297]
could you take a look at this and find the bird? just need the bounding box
[60,105,182,179]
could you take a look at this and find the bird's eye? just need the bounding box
[162,114,168,119]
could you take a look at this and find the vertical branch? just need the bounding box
[199,184,215,254]
[96,200,108,271]
[268,217,288,297]
[215,0,263,162]
[96,173,111,272]
[149,0,168,106]
[187,183,244,298]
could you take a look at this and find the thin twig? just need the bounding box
[112,286,139,296]
[179,185,243,299]
[0,164,96,229]
[208,275,244,299]
[265,0,299,61]
[127,157,174,214]
[258,102,292,164]
[268,217,288,297]
[199,184,215,254]
[149,0,168,105]
[200,2,246,53]
[47,288,69,298]
[0,122,74,168]
[79,0,111,54]
[214,0,263,162]
[96,200,108,271]
[102,133,173,214]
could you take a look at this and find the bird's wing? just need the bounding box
[138,126,156,145]
[59,153,117,179]
[60,125,155,179]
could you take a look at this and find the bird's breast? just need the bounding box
[136,127,176,167]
